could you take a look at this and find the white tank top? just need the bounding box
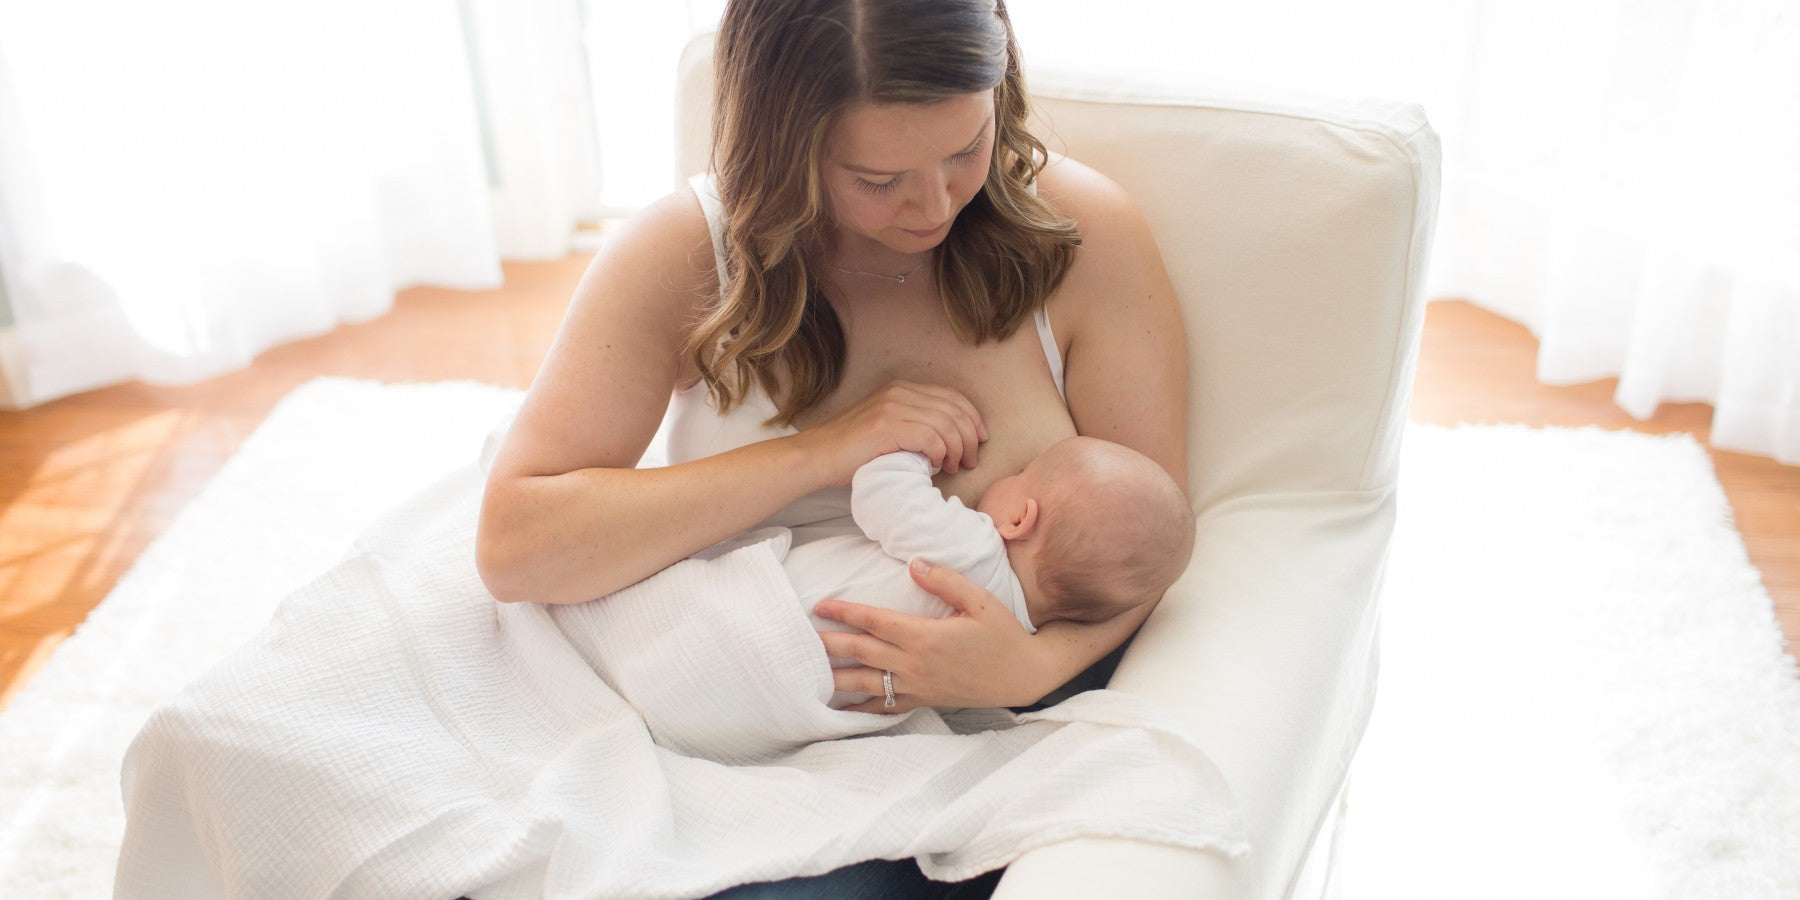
[655,173,1068,542]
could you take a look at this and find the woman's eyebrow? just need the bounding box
[841,116,994,176]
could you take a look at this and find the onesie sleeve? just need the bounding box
[850,452,1005,574]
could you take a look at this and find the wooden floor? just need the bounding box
[1,263,1796,710]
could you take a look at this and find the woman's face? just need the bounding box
[823,90,996,255]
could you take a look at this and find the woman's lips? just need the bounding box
[902,223,945,237]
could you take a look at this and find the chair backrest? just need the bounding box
[674,39,1439,514]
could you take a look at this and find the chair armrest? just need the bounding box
[999,492,1394,898]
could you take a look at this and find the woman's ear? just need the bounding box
[996,497,1040,541]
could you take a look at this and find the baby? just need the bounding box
[781,435,1197,707]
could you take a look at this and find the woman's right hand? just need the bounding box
[799,381,988,484]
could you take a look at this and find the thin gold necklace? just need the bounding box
[831,256,928,285]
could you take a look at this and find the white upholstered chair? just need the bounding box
[676,34,1441,900]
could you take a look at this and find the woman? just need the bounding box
[476,0,1187,892]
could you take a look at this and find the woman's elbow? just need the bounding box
[475,526,529,604]
[476,494,603,605]
[475,489,535,604]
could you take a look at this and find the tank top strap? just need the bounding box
[688,173,731,294]
[1032,306,1067,402]
[1022,176,1066,401]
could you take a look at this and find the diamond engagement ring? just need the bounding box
[882,670,896,708]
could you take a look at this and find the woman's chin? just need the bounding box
[899,221,947,240]
[882,228,949,254]
[839,222,953,258]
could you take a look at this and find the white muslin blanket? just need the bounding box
[116,462,1245,899]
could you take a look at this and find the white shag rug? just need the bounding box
[1336,424,1800,899]
[2,377,1797,898]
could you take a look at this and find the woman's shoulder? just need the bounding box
[1032,153,1168,321]
[554,185,718,376]
[600,185,716,296]
[1033,152,1150,239]
[641,181,709,227]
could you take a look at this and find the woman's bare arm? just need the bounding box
[1044,154,1188,489]
[479,191,802,604]
[478,190,989,606]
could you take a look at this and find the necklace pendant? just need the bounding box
[894,275,906,284]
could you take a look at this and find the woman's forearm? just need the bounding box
[1021,596,1157,702]
[477,433,829,605]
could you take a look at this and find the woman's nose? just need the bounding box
[914,171,954,225]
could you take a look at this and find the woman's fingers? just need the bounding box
[905,383,986,471]
[816,601,926,716]
[818,629,902,671]
[840,696,919,714]
[892,403,963,474]
[830,666,920,714]
[909,413,962,474]
[879,382,984,474]
[820,630,916,715]
[906,558,995,617]
[905,426,953,474]
[807,380,988,482]
[813,598,921,645]
[815,601,929,715]
[931,408,978,475]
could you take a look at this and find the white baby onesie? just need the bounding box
[781,451,1036,706]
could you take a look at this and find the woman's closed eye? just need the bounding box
[852,139,987,196]
[855,176,901,196]
[952,136,986,165]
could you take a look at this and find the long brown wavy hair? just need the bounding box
[690,0,1081,425]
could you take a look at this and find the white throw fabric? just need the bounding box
[115,460,1244,898]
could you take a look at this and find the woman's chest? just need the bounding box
[798,302,1076,505]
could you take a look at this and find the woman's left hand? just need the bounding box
[814,558,1053,713]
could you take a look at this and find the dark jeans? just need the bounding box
[707,859,1004,899]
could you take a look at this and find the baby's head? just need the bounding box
[977,436,1196,628]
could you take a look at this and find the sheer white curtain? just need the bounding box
[0,1,503,408]
[1441,1,1800,464]
[464,0,606,258]
[1003,0,1799,463]
[580,0,725,210]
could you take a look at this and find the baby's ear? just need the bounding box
[996,497,1040,541]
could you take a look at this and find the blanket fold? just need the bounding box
[116,463,1244,899]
